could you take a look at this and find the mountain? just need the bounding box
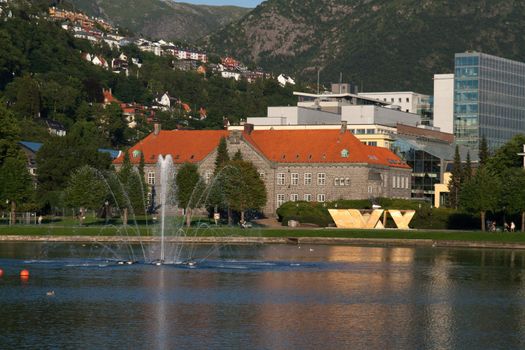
[205,0,525,93]
[66,0,251,42]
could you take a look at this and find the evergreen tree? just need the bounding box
[214,137,230,172]
[479,135,490,166]
[233,149,243,160]
[176,162,204,227]
[464,151,472,182]
[222,160,267,224]
[460,166,501,231]
[138,151,145,180]
[209,136,230,222]
[448,145,463,209]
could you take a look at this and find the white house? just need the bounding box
[221,71,241,81]
[277,74,295,87]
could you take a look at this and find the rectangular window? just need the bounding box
[304,173,312,185]
[304,194,312,202]
[317,194,326,202]
[406,97,410,103]
[277,194,285,207]
[368,141,377,146]
[259,172,265,180]
[368,186,373,193]
[317,173,326,186]
[290,194,299,202]
[277,173,285,185]
[345,178,351,186]
[334,178,339,186]
[291,173,299,186]
[392,176,397,188]
[147,171,155,185]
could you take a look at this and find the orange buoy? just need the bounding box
[20,269,30,278]
[0,268,3,277]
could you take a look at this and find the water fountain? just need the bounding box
[156,154,174,265]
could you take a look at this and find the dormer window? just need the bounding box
[341,149,349,158]
[132,150,141,158]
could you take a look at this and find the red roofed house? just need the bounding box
[114,124,412,215]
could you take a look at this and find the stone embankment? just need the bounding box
[1,235,525,250]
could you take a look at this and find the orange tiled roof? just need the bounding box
[113,130,229,164]
[114,129,409,169]
[103,89,121,104]
[243,130,410,168]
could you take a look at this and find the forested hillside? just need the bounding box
[66,0,250,41]
[0,0,296,211]
[206,0,525,93]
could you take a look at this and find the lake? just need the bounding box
[1,243,524,349]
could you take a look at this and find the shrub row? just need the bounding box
[276,199,479,230]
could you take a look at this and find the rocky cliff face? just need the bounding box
[68,0,250,42]
[205,0,525,92]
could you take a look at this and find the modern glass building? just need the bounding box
[392,135,473,201]
[454,52,525,151]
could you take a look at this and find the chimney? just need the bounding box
[243,123,254,135]
[154,123,161,136]
[340,121,348,134]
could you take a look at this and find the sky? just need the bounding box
[178,0,265,8]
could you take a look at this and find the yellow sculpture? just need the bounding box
[328,209,415,229]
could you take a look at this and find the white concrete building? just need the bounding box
[248,107,340,126]
[432,74,455,134]
[358,91,430,114]
[341,105,420,127]
[246,91,421,127]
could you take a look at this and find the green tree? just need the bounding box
[4,74,41,118]
[500,168,525,232]
[222,160,267,223]
[214,137,230,171]
[0,156,34,222]
[233,149,243,160]
[36,122,112,207]
[64,165,108,225]
[176,162,204,227]
[464,151,472,182]
[460,166,501,231]
[115,151,147,224]
[479,135,490,166]
[448,145,462,209]
[486,134,525,174]
[0,102,22,166]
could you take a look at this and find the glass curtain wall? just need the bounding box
[454,52,525,151]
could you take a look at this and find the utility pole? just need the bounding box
[317,68,320,95]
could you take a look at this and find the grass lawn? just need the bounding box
[2,222,525,243]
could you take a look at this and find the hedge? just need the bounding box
[276,199,479,229]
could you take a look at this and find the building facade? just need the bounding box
[454,52,525,151]
[433,74,455,134]
[358,91,431,116]
[114,127,412,216]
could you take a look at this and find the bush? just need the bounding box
[276,199,480,229]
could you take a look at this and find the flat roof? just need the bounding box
[293,91,390,105]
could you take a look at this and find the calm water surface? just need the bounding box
[1,243,525,349]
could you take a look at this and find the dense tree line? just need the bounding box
[0,1,289,216]
[456,135,525,231]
